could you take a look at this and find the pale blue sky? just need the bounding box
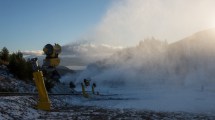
[0,0,111,52]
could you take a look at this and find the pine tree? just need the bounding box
[8,53,17,75]
[0,47,9,65]
[0,47,9,61]
[8,52,33,82]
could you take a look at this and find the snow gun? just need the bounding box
[42,43,62,91]
[30,43,62,110]
[81,79,98,98]
[81,79,90,98]
[43,43,61,67]
[92,83,97,95]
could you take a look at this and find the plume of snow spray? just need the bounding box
[62,0,215,90]
[60,1,215,112]
[71,29,215,90]
[90,0,215,46]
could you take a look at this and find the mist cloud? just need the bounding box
[86,0,215,46]
[72,29,215,89]
[60,1,215,112]
[21,50,43,56]
[63,0,215,66]
[61,43,123,66]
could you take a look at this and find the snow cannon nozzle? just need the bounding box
[92,83,96,87]
[30,57,39,72]
[31,57,38,62]
[84,79,91,86]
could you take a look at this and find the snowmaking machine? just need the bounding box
[81,79,91,98]
[42,43,62,91]
[30,43,62,111]
[81,78,99,98]
[43,43,61,67]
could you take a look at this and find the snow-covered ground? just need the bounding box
[0,66,35,93]
[67,85,215,115]
[1,95,215,120]
[0,72,215,119]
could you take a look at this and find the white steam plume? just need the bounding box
[61,43,123,66]
[61,1,215,113]
[70,28,215,89]
[21,50,43,56]
[87,0,215,46]
[63,0,215,66]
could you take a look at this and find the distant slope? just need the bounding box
[57,66,75,76]
[169,28,215,57]
[167,28,215,82]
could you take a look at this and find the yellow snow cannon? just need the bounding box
[81,82,89,98]
[81,79,91,98]
[92,83,96,95]
[43,43,61,67]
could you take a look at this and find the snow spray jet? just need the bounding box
[63,0,215,54]
[89,0,215,46]
[76,38,169,88]
[74,29,215,90]
[62,0,215,66]
[62,0,215,90]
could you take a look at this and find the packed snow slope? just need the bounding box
[66,28,215,113]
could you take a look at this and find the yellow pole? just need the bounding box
[92,85,95,95]
[33,71,51,111]
[92,83,96,95]
[81,83,89,98]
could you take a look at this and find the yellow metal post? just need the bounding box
[33,71,51,111]
[92,85,95,95]
[92,83,97,95]
[81,83,89,98]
